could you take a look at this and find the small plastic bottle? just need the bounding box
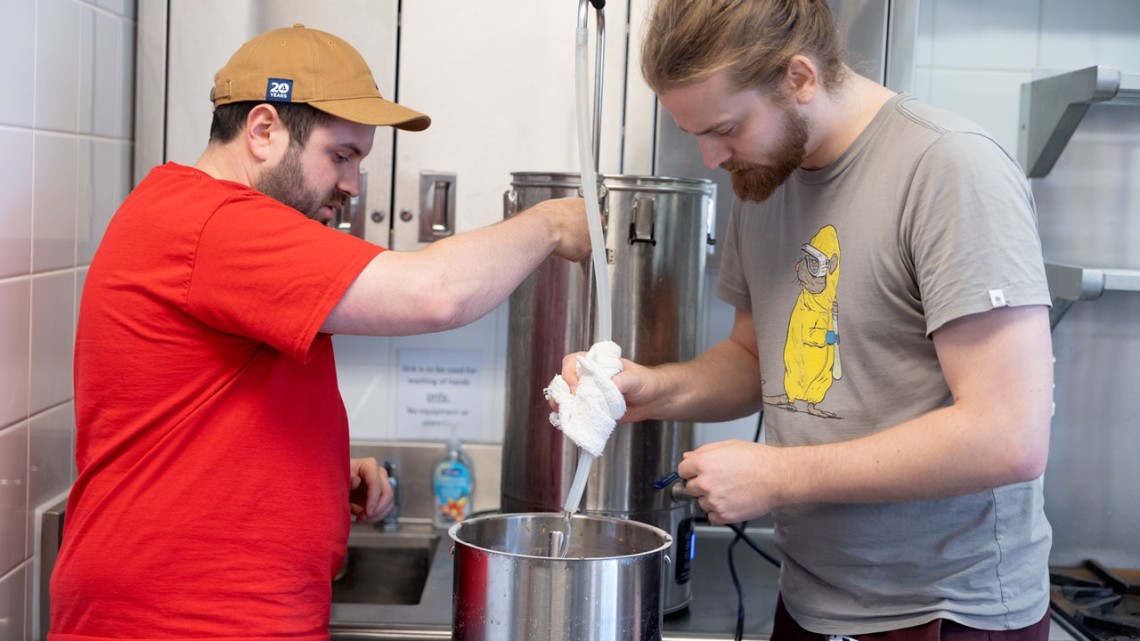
[432,434,474,528]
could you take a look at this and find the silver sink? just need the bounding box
[332,526,442,606]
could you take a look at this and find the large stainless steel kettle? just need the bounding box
[450,512,672,640]
[500,170,715,613]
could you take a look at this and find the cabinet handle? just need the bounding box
[418,172,457,242]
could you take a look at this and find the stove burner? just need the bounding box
[1050,560,1140,641]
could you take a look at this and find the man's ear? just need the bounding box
[245,103,290,163]
[786,55,819,104]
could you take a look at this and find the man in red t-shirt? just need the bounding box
[51,25,590,641]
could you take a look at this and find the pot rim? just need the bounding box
[448,511,674,562]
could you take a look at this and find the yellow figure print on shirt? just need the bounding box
[763,224,842,419]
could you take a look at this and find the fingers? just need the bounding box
[609,358,641,396]
[697,497,725,525]
[676,441,770,525]
[689,487,734,525]
[549,353,643,421]
[546,351,586,412]
[371,480,395,522]
[349,457,394,524]
[683,474,726,524]
[561,352,585,389]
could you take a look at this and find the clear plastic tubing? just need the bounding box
[561,3,611,520]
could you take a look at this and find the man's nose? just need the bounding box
[338,169,361,198]
[698,136,730,170]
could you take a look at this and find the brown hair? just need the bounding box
[641,0,848,94]
[208,101,335,147]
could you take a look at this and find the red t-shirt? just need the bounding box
[51,163,383,640]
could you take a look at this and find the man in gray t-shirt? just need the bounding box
[716,92,1052,633]
[557,1,1055,638]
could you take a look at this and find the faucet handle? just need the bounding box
[379,460,400,531]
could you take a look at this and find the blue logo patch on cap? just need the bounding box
[266,78,293,102]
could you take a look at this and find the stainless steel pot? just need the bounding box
[501,172,715,613]
[449,512,673,641]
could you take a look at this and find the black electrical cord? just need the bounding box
[728,523,747,640]
[723,410,781,641]
[725,521,782,568]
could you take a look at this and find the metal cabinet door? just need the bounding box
[389,1,630,251]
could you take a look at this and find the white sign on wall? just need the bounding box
[396,349,483,442]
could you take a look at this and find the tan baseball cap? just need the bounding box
[211,24,431,131]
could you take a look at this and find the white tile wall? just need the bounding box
[0,130,34,279]
[31,134,79,273]
[78,140,131,264]
[33,0,81,133]
[0,564,28,641]
[30,273,76,415]
[927,68,1034,153]
[916,0,1140,157]
[0,0,36,129]
[1039,0,1140,70]
[0,280,31,429]
[0,424,29,576]
[27,404,74,556]
[927,0,1041,70]
[0,0,136,637]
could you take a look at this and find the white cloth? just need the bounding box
[543,341,626,457]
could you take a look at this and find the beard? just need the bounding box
[723,102,810,202]
[255,145,347,222]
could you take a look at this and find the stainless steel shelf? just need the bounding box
[1018,66,1140,179]
[1046,262,1140,328]
[1045,263,1140,301]
[1020,67,1140,328]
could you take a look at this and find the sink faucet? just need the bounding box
[378,460,399,531]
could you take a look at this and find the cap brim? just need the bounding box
[311,97,431,131]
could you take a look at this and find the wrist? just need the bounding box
[653,363,689,420]
[769,445,806,508]
[530,201,570,258]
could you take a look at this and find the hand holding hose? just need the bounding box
[552,353,669,426]
[676,440,787,525]
[544,341,626,457]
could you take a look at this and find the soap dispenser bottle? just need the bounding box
[432,433,474,528]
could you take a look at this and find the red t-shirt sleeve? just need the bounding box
[186,192,382,362]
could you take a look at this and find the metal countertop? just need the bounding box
[329,523,782,641]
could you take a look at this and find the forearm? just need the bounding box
[408,211,560,326]
[640,336,764,423]
[777,400,1051,506]
[776,305,1053,506]
[324,208,563,336]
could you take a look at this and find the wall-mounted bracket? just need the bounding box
[1046,262,1140,329]
[1018,66,1140,179]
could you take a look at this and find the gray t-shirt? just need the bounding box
[717,93,1053,634]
